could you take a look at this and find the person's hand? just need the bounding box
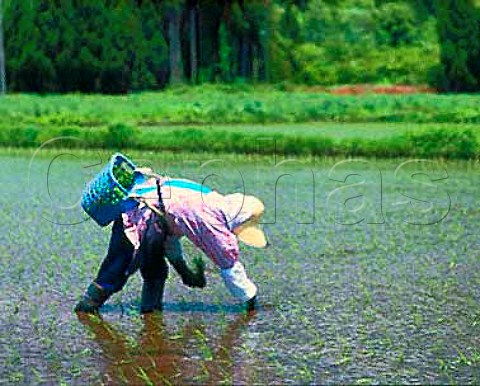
[185,256,206,288]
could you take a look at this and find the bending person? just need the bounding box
[76,169,266,313]
[125,172,267,311]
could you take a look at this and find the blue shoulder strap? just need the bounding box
[131,178,213,197]
[164,179,213,194]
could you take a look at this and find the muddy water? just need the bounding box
[1,152,479,384]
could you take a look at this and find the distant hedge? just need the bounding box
[1,124,477,159]
[2,88,480,127]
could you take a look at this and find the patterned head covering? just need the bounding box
[222,194,268,248]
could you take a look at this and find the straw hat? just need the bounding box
[231,196,268,248]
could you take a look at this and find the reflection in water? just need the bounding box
[78,310,257,385]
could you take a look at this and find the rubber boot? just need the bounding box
[245,295,258,313]
[74,282,111,314]
[169,256,206,288]
[141,280,166,313]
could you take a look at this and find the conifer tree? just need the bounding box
[0,0,6,94]
[434,0,480,91]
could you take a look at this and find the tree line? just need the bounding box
[1,0,479,94]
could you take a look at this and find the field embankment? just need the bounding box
[1,86,479,159]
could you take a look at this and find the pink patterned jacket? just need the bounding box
[122,177,252,269]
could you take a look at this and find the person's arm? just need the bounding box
[164,236,206,288]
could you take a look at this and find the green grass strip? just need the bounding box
[1,85,480,126]
[0,123,477,159]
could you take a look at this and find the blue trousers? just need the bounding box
[94,216,168,295]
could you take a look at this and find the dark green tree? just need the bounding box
[0,0,6,94]
[434,0,480,91]
[375,2,417,46]
[163,0,185,85]
[5,0,168,93]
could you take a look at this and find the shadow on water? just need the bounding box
[100,301,246,315]
[77,309,258,385]
[100,301,276,315]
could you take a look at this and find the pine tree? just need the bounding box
[434,0,480,91]
[163,0,185,85]
[0,0,6,94]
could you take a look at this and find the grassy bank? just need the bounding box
[1,85,480,126]
[1,122,477,159]
[1,86,479,159]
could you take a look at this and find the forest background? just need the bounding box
[2,0,480,94]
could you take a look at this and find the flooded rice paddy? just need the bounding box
[0,150,479,384]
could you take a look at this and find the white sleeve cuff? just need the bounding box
[220,261,257,302]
